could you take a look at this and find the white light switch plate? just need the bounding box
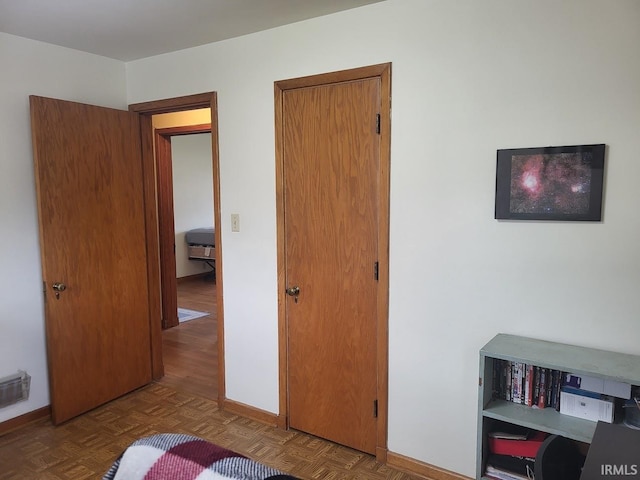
[231,214,240,232]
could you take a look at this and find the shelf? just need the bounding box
[482,399,596,443]
[481,334,640,385]
[477,334,640,479]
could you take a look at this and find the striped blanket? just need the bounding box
[103,433,298,480]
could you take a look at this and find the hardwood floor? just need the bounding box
[160,275,217,399]
[0,276,424,480]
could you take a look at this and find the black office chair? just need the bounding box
[535,434,585,480]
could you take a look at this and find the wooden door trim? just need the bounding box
[138,114,164,380]
[130,93,225,403]
[154,123,213,330]
[274,63,391,458]
[130,93,214,114]
[155,124,212,137]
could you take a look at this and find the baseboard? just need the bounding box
[0,406,51,437]
[221,398,279,427]
[276,413,287,430]
[387,451,472,480]
[219,400,469,480]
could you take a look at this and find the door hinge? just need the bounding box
[374,261,379,281]
[373,399,378,418]
[43,281,47,302]
[479,377,483,387]
[375,114,381,134]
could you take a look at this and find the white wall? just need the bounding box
[171,134,215,278]
[0,33,127,422]
[0,0,637,476]
[127,1,640,475]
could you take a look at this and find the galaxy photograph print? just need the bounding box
[495,144,605,221]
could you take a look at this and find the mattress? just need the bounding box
[185,227,215,246]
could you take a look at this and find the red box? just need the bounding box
[488,431,547,458]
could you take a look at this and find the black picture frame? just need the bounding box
[495,144,605,221]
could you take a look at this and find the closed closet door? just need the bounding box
[282,77,381,454]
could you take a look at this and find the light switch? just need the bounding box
[231,214,240,232]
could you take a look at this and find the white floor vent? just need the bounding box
[0,370,31,408]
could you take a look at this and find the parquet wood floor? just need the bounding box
[0,277,423,480]
[0,383,421,480]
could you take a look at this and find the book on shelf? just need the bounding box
[485,463,532,480]
[537,367,546,409]
[511,362,522,404]
[488,430,547,458]
[559,388,615,423]
[524,364,533,407]
[486,453,535,478]
[561,386,604,399]
[562,373,631,399]
[492,360,564,411]
[488,431,528,441]
[532,366,540,406]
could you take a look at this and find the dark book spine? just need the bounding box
[554,370,564,411]
[538,368,547,409]
[521,363,527,405]
[491,359,500,400]
[548,369,558,409]
[506,361,512,401]
[546,369,554,407]
[532,366,540,406]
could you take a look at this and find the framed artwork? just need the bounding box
[495,144,605,221]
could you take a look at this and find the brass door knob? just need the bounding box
[285,286,300,296]
[52,282,67,299]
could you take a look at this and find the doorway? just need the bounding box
[153,115,212,330]
[275,64,391,459]
[152,115,217,399]
[129,93,225,404]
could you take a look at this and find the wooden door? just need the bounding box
[282,78,381,454]
[30,96,153,424]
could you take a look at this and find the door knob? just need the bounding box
[52,282,66,299]
[285,286,300,296]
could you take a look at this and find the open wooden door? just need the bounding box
[30,96,154,424]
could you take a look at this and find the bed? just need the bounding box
[185,228,215,279]
[103,433,298,480]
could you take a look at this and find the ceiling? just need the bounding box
[0,0,384,61]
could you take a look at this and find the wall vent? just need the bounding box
[0,370,31,408]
